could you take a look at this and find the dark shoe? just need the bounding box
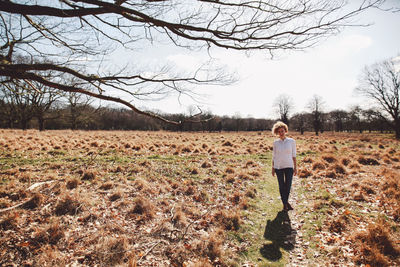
[287,203,294,210]
[283,204,289,211]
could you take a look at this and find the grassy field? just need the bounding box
[0,129,399,266]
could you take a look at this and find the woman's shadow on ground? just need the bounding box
[260,210,297,261]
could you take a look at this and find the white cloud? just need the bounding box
[312,34,372,63]
[336,34,372,51]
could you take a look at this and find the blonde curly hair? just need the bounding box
[272,121,288,135]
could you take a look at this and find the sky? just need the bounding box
[116,1,400,120]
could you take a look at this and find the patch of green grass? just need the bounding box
[147,154,183,161]
[231,155,291,267]
[295,179,326,257]
[147,154,161,160]
[316,190,332,201]
[0,152,42,169]
[47,150,67,156]
[299,150,317,156]
[257,154,269,160]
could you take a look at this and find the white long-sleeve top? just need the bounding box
[272,137,296,169]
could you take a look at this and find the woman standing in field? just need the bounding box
[271,121,297,211]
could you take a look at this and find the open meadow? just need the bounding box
[0,129,399,266]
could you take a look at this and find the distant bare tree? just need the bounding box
[349,105,365,133]
[65,92,94,130]
[0,84,19,128]
[328,109,348,132]
[273,94,294,125]
[0,79,62,130]
[290,112,308,134]
[0,0,382,124]
[362,108,387,133]
[233,112,243,132]
[307,94,325,135]
[1,81,36,129]
[355,58,400,138]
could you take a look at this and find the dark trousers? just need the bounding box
[275,168,293,205]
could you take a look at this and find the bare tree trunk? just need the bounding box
[38,116,45,131]
[395,120,400,139]
[21,118,29,130]
[314,119,320,136]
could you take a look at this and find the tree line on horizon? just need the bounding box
[0,90,392,135]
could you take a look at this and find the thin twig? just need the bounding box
[27,180,56,191]
[0,200,29,214]
[84,152,98,170]
[137,240,168,263]
[180,207,213,240]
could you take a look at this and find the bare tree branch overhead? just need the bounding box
[0,0,383,124]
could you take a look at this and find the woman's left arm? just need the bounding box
[292,139,297,175]
[293,157,297,176]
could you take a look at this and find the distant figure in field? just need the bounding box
[271,121,297,211]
